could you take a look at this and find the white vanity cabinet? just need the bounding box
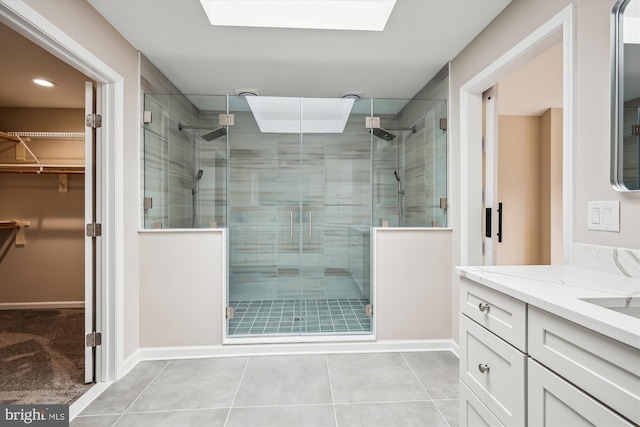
[528,359,635,427]
[458,274,640,427]
[529,306,640,426]
[459,278,527,426]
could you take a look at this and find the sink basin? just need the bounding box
[580,296,640,319]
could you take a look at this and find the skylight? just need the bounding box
[199,1,396,31]
[246,97,355,133]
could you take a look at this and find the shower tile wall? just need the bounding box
[400,101,447,227]
[373,114,402,227]
[143,94,199,228]
[197,109,227,228]
[141,55,204,229]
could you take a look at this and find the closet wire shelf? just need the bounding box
[0,131,85,174]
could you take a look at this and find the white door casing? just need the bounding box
[483,87,498,265]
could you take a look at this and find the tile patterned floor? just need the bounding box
[72,351,459,427]
[228,299,371,336]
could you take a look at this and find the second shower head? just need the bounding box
[178,123,227,141]
[371,128,397,141]
[370,126,416,142]
[201,127,226,141]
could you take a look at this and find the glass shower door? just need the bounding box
[226,96,303,336]
[226,96,373,338]
[299,97,373,335]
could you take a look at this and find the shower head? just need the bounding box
[201,127,227,141]
[178,123,227,141]
[394,171,401,182]
[371,128,397,141]
[196,169,204,181]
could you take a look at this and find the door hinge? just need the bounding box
[86,331,102,347]
[86,223,102,237]
[226,306,235,319]
[365,304,374,317]
[219,114,235,126]
[365,116,381,129]
[86,113,102,128]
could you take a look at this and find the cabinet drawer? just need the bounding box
[528,358,635,426]
[528,306,640,426]
[459,379,504,427]
[460,277,527,351]
[460,314,526,427]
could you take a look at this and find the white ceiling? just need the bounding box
[86,0,511,99]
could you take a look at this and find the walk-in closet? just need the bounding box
[0,22,92,405]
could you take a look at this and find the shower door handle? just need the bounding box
[290,212,294,240]
[308,212,312,239]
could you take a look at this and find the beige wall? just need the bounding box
[0,109,85,304]
[497,115,542,265]
[495,111,563,265]
[139,231,224,347]
[375,230,452,341]
[22,0,141,359]
[573,0,639,249]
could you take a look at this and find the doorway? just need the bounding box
[0,22,97,404]
[1,2,126,413]
[460,5,574,267]
[482,42,564,266]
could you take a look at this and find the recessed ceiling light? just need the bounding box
[31,78,56,87]
[199,1,396,31]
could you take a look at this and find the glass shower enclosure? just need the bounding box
[141,92,448,341]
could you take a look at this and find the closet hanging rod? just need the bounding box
[7,132,85,139]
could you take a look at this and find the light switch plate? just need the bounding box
[587,201,620,232]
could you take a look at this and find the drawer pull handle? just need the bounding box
[478,303,491,313]
[478,364,490,374]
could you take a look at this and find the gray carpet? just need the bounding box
[0,308,92,404]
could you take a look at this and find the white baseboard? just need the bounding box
[137,339,459,362]
[449,340,460,357]
[121,349,141,379]
[69,381,112,421]
[0,301,84,310]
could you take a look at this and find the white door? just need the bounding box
[482,87,499,265]
[84,81,99,383]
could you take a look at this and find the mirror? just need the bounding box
[612,0,640,191]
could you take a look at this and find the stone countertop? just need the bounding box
[455,265,640,350]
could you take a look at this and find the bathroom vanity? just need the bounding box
[456,265,640,426]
